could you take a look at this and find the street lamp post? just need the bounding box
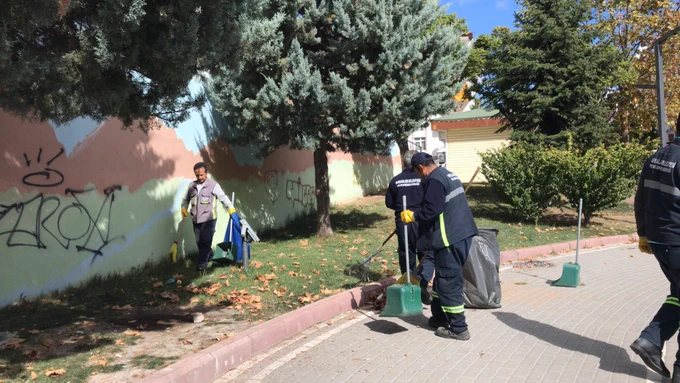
[653,26,680,147]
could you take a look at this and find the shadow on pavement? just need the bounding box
[493,312,647,378]
[364,320,408,335]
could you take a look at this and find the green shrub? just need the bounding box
[558,142,651,224]
[480,143,562,223]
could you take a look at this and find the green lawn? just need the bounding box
[0,184,636,382]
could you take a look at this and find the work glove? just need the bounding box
[400,209,415,224]
[638,237,653,254]
[181,208,189,219]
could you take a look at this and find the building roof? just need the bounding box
[430,109,500,122]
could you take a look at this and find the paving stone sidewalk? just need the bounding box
[217,244,676,383]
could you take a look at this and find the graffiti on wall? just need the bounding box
[264,170,281,204]
[286,177,314,209]
[1,145,124,263]
[0,186,123,262]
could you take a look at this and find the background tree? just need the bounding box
[210,0,465,236]
[592,0,680,143]
[473,0,627,150]
[0,0,253,130]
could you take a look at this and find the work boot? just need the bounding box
[428,316,447,329]
[435,327,470,341]
[421,287,432,305]
[630,337,670,378]
[674,364,680,383]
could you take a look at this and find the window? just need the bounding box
[413,137,426,151]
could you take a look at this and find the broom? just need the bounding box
[345,229,397,281]
[169,218,185,264]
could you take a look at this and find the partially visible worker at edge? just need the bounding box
[401,152,478,340]
[181,162,240,272]
[631,114,680,381]
[385,150,435,305]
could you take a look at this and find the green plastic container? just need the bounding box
[212,242,237,262]
[380,283,423,317]
[552,262,581,288]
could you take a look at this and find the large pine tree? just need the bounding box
[474,0,626,149]
[0,0,253,129]
[210,0,467,236]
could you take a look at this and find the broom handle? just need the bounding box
[403,195,411,286]
[175,217,185,243]
[575,198,582,264]
[229,192,235,242]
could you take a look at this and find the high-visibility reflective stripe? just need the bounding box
[439,213,450,247]
[668,296,679,302]
[445,187,465,203]
[665,299,680,308]
[442,305,465,314]
[212,196,217,220]
[431,291,439,298]
[644,179,680,196]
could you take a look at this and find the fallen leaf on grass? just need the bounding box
[44,368,66,377]
[160,292,181,303]
[124,330,141,336]
[23,349,39,359]
[251,260,264,269]
[300,240,309,246]
[219,274,228,279]
[273,289,283,297]
[115,339,125,345]
[153,282,164,288]
[293,262,300,266]
[240,275,246,280]
[30,371,38,379]
[27,329,42,334]
[204,283,223,295]
[288,271,298,277]
[111,304,133,311]
[312,269,321,275]
[3,337,25,350]
[97,358,108,366]
[137,324,148,330]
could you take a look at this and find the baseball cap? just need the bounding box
[411,152,434,167]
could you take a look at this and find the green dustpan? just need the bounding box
[381,195,423,317]
[553,198,583,288]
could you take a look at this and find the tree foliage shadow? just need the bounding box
[258,208,386,243]
[351,153,395,198]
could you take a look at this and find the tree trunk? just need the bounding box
[396,136,409,156]
[313,143,333,237]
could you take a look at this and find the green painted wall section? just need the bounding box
[0,159,397,306]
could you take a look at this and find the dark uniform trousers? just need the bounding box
[641,243,680,364]
[431,236,473,333]
[194,219,217,269]
[396,219,435,289]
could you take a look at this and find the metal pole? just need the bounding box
[402,195,411,286]
[575,198,582,264]
[655,42,668,148]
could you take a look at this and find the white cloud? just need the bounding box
[495,0,510,9]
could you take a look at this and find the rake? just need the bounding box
[345,229,397,281]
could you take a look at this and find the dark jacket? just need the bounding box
[635,139,680,245]
[414,166,478,251]
[385,168,424,220]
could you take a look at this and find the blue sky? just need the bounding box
[443,0,520,36]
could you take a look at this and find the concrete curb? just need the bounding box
[140,233,639,383]
[499,233,638,264]
[138,277,397,383]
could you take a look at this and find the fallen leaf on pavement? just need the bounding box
[44,368,66,377]
[182,340,193,345]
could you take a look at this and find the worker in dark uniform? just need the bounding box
[385,150,435,304]
[631,114,680,381]
[401,152,478,340]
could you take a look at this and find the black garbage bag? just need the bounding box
[463,227,502,309]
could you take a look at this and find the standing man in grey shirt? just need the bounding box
[181,162,238,271]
